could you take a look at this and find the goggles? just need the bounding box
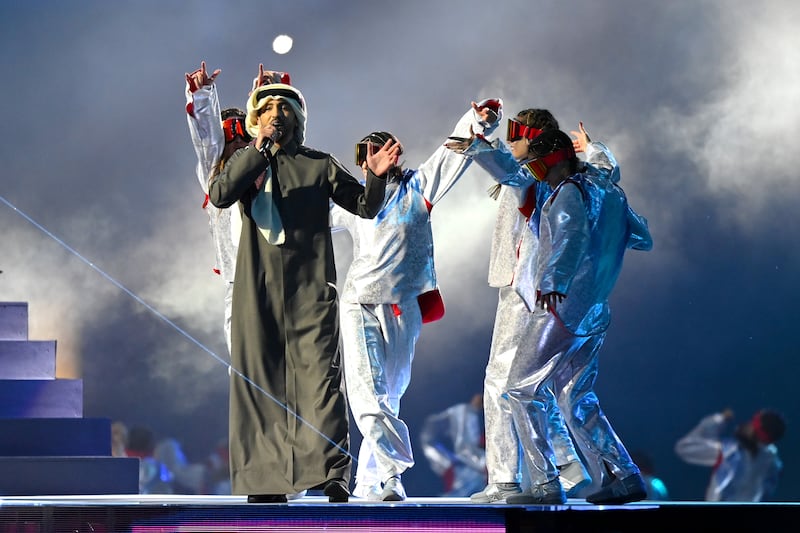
[355,141,403,167]
[525,159,549,181]
[524,147,576,181]
[222,117,251,143]
[506,118,543,142]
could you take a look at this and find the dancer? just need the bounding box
[446,110,591,503]
[450,120,652,504]
[675,408,785,501]
[208,68,398,503]
[184,61,250,355]
[419,393,488,497]
[505,128,650,504]
[332,98,502,500]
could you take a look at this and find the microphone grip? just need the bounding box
[259,137,274,153]
[258,121,282,156]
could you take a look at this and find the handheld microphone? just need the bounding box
[259,121,283,153]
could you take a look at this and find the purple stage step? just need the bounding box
[0,417,111,456]
[0,456,140,496]
[0,340,56,379]
[0,379,83,418]
[0,302,28,341]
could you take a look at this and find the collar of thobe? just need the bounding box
[251,143,285,245]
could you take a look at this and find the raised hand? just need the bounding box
[570,121,591,154]
[250,64,286,94]
[366,139,401,177]
[444,125,475,154]
[185,60,220,93]
[472,100,499,125]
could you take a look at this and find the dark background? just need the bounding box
[1,0,798,501]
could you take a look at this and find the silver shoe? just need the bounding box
[506,479,566,505]
[380,475,406,501]
[470,483,522,503]
[353,482,382,500]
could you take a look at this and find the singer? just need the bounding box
[208,68,400,504]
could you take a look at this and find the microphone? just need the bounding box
[259,121,283,154]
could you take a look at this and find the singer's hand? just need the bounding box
[256,120,284,154]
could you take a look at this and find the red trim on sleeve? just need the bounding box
[203,194,209,209]
[186,101,195,117]
[482,99,501,113]
[518,187,536,218]
[712,450,724,471]
[443,465,456,492]
[418,289,445,324]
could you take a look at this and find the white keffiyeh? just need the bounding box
[250,150,285,245]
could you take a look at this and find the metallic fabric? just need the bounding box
[419,401,487,497]
[466,141,583,487]
[185,81,239,354]
[332,100,502,497]
[470,138,651,489]
[503,153,650,486]
[675,412,783,501]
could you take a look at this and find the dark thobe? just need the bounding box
[209,140,386,495]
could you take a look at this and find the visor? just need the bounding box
[355,143,370,167]
[355,141,403,167]
[507,118,543,142]
[222,117,251,143]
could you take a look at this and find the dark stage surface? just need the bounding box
[1,495,799,533]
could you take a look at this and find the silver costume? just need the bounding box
[419,400,487,497]
[488,141,652,490]
[675,412,782,501]
[465,142,589,494]
[331,99,501,499]
[185,81,240,354]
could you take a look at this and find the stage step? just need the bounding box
[0,378,83,418]
[0,417,111,456]
[0,302,28,340]
[0,456,140,496]
[0,301,138,497]
[0,340,57,378]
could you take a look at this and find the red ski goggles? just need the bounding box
[524,147,575,182]
[222,117,251,143]
[506,118,543,142]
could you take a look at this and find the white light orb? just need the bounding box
[272,34,293,55]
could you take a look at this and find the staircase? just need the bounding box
[0,301,140,496]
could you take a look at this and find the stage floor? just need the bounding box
[1,495,799,533]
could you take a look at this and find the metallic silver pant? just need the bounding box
[484,287,581,485]
[340,299,420,496]
[506,307,638,485]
